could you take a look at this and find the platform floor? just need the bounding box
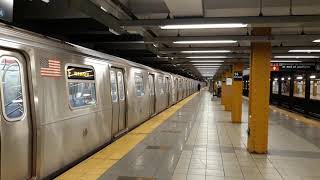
[59,90,320,180]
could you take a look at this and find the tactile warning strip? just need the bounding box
[56,93,198,180]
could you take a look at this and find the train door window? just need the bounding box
[310,73,320,100]
[67,65,96,108]
[135,73,144,96]
[117,71,125,101]
[272,77,279,94]
[0,56,25,120]
[110,70,118,102]
[281,76,291,96]
[158,76,164,94]
[293,74,306,98]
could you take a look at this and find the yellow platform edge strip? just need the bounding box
[56,93,198,180]
[270,105,320,128]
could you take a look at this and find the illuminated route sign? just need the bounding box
[67,66,95,80]
[0,0,13,22]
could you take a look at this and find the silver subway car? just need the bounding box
[0,24,200,180]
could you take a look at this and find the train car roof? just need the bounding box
[0,23,196,81]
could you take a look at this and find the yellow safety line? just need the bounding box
[270,105,320,128]
[56,93,198,180]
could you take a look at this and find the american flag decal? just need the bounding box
[40,59,62,77]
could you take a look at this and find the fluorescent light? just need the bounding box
[190,60,224,63]
[274,56,319,58]
[271,60,302,63]
[296,76,303,80]
[187,56,228,59]
[288,77,291,80]
[310,75,316,79]
[289,50,320,53]
[274,78,278,81]
[173,40,237,44]
[192,64,222,66]
[313,39,320,42]
[181,50,231,53]
[281,77,285,81]
[160,23,247,29]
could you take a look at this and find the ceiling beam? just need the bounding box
[68,0,124,34]
[120,15,320,28]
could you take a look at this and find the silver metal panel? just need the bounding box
[148,74,155,116]
[0,50,31,180]
[110,69,120,135]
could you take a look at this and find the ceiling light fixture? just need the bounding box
[187,56,228,59]
[289,50,320,53]
[313,39,320,43]
[192,64,222,66]
[271,60,302,63]
[310,75,316,79]
[181,50,231,53]
[274,55,319,58]
[160,23,248,29]
[173,40,237,44]
[190,60,225,63]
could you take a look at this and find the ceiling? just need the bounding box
[9,0,320,80]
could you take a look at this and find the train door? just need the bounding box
[110,67,126,136]
[165,77,170,106]
[148,74,155,116]
[174,78,178,102]
[0,51,32,180]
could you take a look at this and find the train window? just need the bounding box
[117,71,125,101]
[0,56,25,120]
[66,65,96,108]
[110,70,118,102]
[158,76,164,94]
[135,73,144,96]
[293,74,305,98]
[281,76,291,96]
[272,78,279,94]
[310,74,320,100]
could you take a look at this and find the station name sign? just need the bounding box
[233,71,243,81]
[271,63,320,71]
[67,66,95,80]
[0,0,13,22]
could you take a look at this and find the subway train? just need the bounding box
[0,23,201,180]
[242,65,320,119]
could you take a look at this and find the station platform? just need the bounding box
[57,90,320,180]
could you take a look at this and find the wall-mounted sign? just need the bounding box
[67,66,95,80]
[226,78,233,85]
[233,71,243,81]
[271,63,319,71]
[0,0,13,22]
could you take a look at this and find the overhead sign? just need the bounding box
[226,78,233,85]
[0,0,13,22]
[271,63,319,71]
[233,71,243,81]
[67,66,95,80]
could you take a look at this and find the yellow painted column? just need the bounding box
[313,81,317,97]
[232,63,244,123]
[224,71,233,111]
[221,73,226,105]
[247,27,271,153]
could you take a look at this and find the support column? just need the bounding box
[232,63,244,123]
[221,73,227,105]
[247,27,271,153]
[224,71,233,111]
